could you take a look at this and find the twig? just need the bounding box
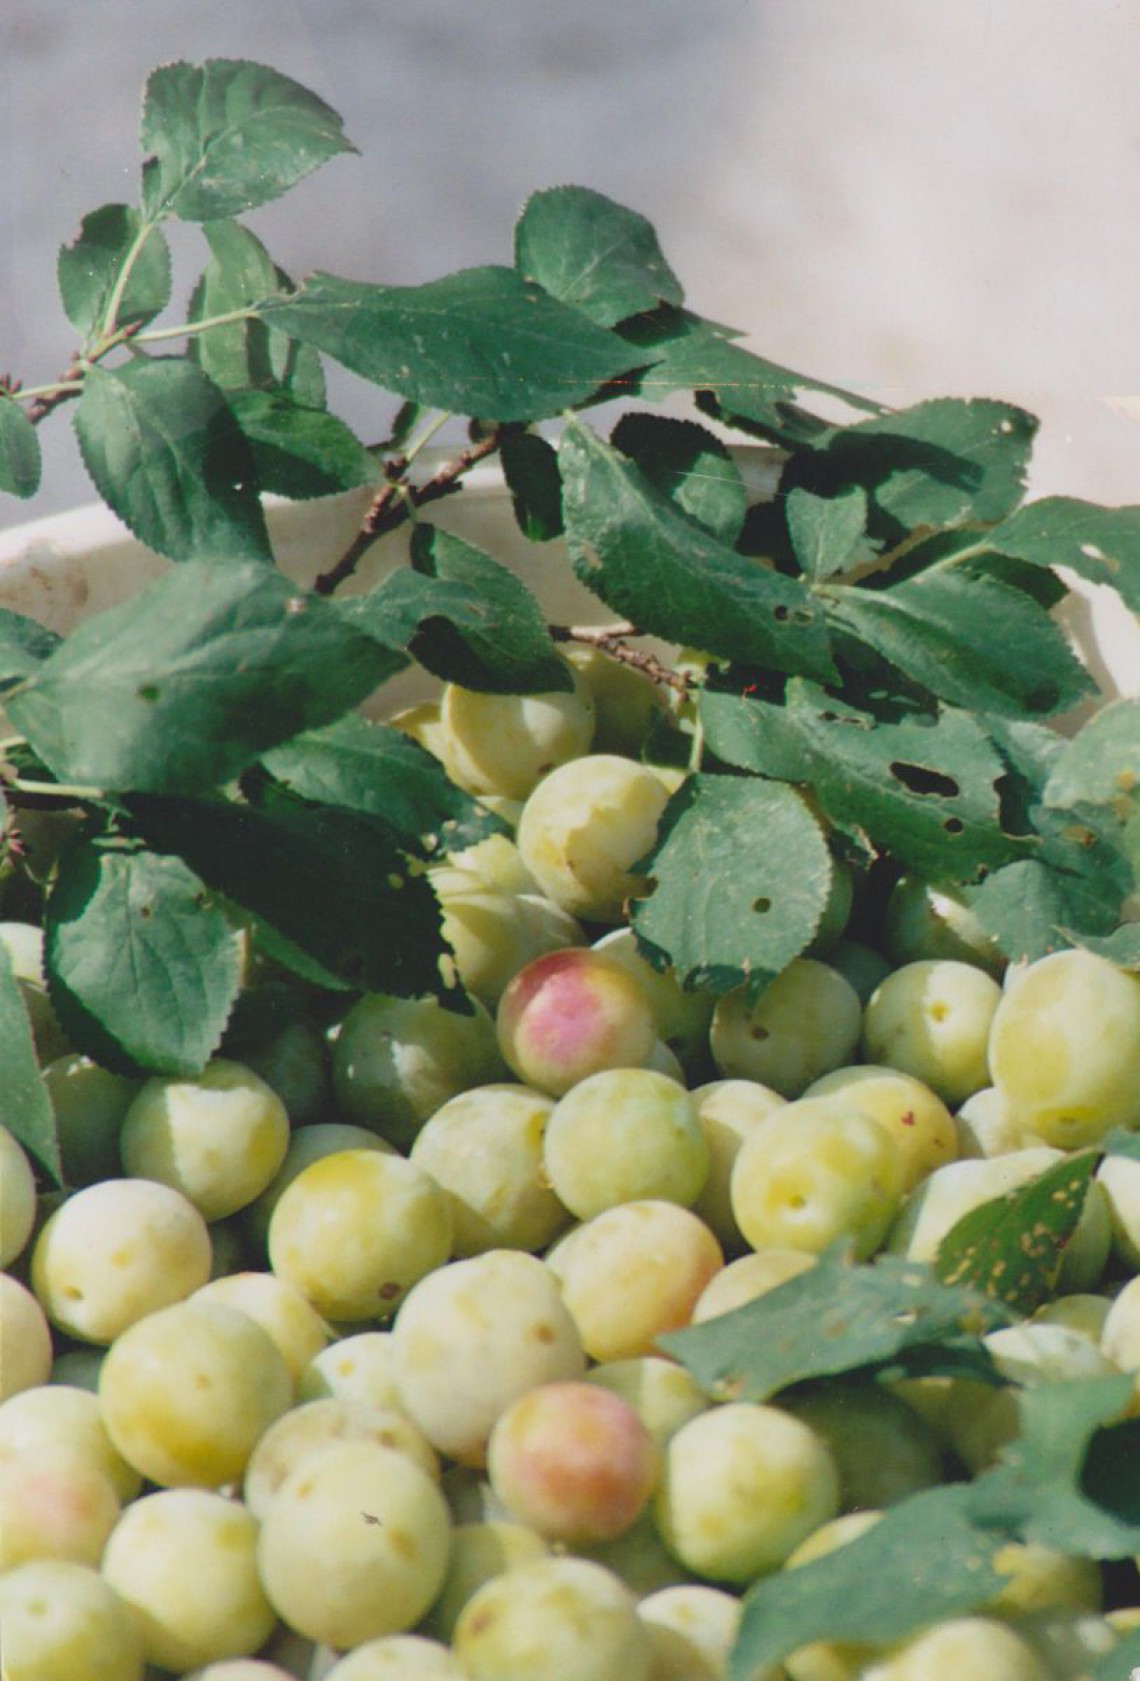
[550,622,689,694]
[313,429,503,597]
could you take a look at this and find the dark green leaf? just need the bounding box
[698,683,813,784]
[0,943,60,1184]
[57,205,171,339]
[618,307,882,442]
[128,793,451,999]
[788,398,1037,542]
[45,837,243,1077]
[963,855,1129,965]
[609,414,747,545]
[227,389,377,500]
[989,497,1140,614]
[140,58,357,222]
[6,561,396,794]
[1043,699,1140,810]
[727,1484,1009,1681]
[823,569,1094,717]
[972,1376,1140,1558]
[72,359,271,564]
[499,431,564,541]
[514,185,683,327]
[935,1150,1097,1312]
[0,396,42,500]
[631,773,832,995]
[344,527,571,694]
[189,219,326,404]
[786,485,871,581]
[258,267,639,421]
[257,715,504,850]
[559,421,835,679]
[783,680,1029,878]
[0,610,61,691]
[660,1246,1010,1402]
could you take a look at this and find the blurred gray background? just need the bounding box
[3,0,1139,519]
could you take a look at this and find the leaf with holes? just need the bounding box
[559,419,835,679]
[782,680,1029,878]
[141,58,357,222]
[514,185,683,327]
[659,1245,1010,1403]
[45,837,243,1076]
[934,1150,1098,1313]
[631,772,833,997]
[989,497,1140,614]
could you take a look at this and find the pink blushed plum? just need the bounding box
[487,1380,658,1545]
[495,949,657,1097]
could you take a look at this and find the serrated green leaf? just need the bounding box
[823,569,1094,717]
[189,219,325,403]
[559,421,835,679]
[786,485,871,581]
[618,307,882,443]
[0,610,61,691]
[726,1483,1009,1681]
[498,431,564,541]
[787,398,1037,542]
[72,359,271,563]
[1043,698,1140,810]
[226,389,377,500]
[784,680,1028,877]
[57,205,171,339]
[631,773,835,995]
[698,684,814,784]
[344,528,570,694]
[140,58,356,222]
[935,1150,1097,1312]
[258,267,639,422]
[609,414,747,545]
[0,395,42,500]
[0,943,60,1184]
[127,792,451,999]
[660,1246,1010,1402]
[514,185,683,327]
[973,1375,1140,1558]
[963,855,1129,964]
[44,837,243,1077]
[989,496,1140,614]
[6,561,397,794]
[257,715,504,851]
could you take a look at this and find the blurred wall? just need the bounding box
[2,0,1138,517]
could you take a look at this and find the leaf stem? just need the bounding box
[6,776,104,803]
[99,217,161,343]
[133,306,256,347]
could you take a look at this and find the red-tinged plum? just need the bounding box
[495,947,658,1097]
[486,1379,658,1545]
